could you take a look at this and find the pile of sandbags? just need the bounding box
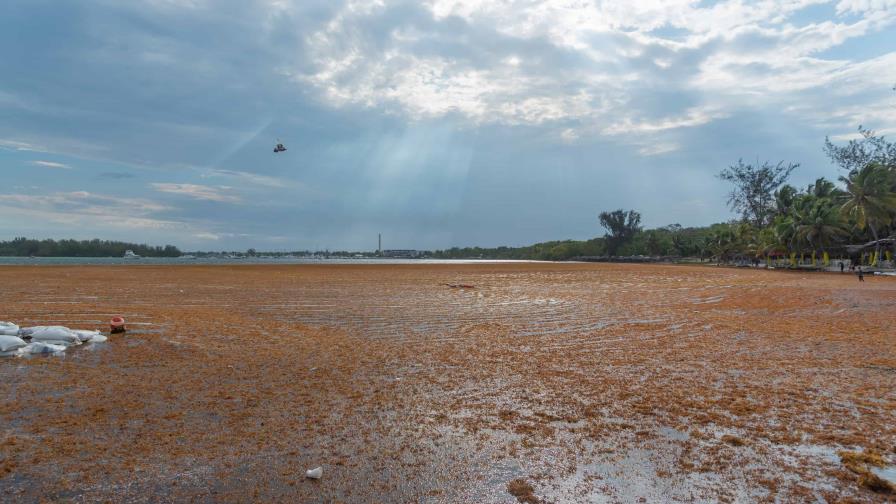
[0,334,28,357]
[72,329,107,343]
[0,322,108,357]
[18,326,82,346]
[0,322,19,336]
[23,342,68,354]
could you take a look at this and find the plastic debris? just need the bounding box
[0,322,20,336]
[19,326,81,346]
[23,342,67,354]
[305,467,322,479]
[110,316,126,333]
[0,335,27,356]
[1,322,112,355]
[0,335,27,352]
[73,329,103,342]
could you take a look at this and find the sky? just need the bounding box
[1,0,895,252]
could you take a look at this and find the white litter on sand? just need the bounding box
[305,467,322,479]
[1,323,111,356]
[20,326,81,345]
[23,342,67,354]
[0,335,27,353]
[72,329,103,342]
[0,322,20,336]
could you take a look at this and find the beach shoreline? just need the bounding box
[1,263,894,502]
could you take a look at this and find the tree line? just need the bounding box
[0,238,182,257]
[430,222,720,261]
[433,127,896,266]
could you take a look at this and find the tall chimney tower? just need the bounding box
[378,233,382,254]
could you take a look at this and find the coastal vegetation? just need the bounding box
[0,238,182,257]
[434,128,896,266]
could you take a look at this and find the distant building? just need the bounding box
[381,249,422,258]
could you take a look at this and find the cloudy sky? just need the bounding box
[1,0,894,251]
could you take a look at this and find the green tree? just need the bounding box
[599,209,642,256]
[824,127,896,174]
[807,177,837,199]
[773,214,798,255]
[774,184,798,217]
[719,159,798,226]
[0,238,182,257]
[705,224,738,263]
[734,222,760,260]
[755,226,781,265]
[645,231,662,256]
[839,163,896,262]
[792,198,846,260]
[670,231,687,256]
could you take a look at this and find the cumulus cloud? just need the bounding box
[296,0,896,146]
[150,183,242,203]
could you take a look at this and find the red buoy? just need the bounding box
[110,316,126,334]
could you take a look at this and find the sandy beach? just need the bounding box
[1,263,895,502]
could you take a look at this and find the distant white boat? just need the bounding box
[123,250,141,259]
[180,254,196,259]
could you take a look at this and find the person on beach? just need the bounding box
[839,261,845,273]
[857,267,864,282]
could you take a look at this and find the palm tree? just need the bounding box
[793,199,846,263]
[839,163,896,264]
[735,222,761,260]
[774,185,797,217]
[773,214,800,265]
[808,177,837,199]
[707,225,738,263]
[755,226,784,266]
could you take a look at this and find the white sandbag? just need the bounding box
[40,339,80,347]
[19,325,71,337]
[20,326,80,345]
[0,335,27,352]
[87,334,108,343]
[23,342,67,354]
[19,326,71,337]
[0,349,21,357]
[72,329,103,342]
[0,322,19,336]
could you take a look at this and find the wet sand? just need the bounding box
[1,263,895,503]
